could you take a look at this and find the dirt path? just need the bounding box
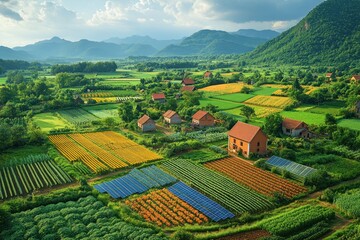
[156,124,173,135]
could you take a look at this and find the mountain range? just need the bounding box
[0,29,279,61]
[246,0,360,65]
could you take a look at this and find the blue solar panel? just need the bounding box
[168,182,234,222]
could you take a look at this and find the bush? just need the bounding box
[171,230,194,240]
[279,148,296,161]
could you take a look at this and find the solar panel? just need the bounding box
[266,156,317,179]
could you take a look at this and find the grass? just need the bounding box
[224,105,281,119]
[212,93,254,103]
[280,111,326,125]
[179,149,225,163]
[33,112,70,132]
[82,105,119,119]
[317,158,360,181]
[0,145,48,165]
[199,98,242,110]
[99,80,140,86]
[0,76,6,85]
[305,101,345,116]
[252,86,279,96]
[338,119,360,131]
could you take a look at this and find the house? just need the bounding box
[192,110,215,128]
[181,85,196,92]
[228,121,268,158]
[182,78,195,86]
[138,114,156,132]
[351,75,360,83]
[163,110,182,124]
[203,71,213,79]
[325,73,333,78]
[282,118,311,138]
[152,93,166,103]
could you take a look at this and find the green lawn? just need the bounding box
[252,86,279,96]
[280,111,326,125]
[199,98,242,110]
[0,76,6,85]
[0,145,48,166]
[82,105,119,119]
[212,93,255,103]
[33,112,70,132]
[338,119,360,131]
[306,101,345,116]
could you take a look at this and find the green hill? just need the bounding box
[157,29,266,56]
[246,0,360,66]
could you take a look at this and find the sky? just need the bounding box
[0,0,325,47]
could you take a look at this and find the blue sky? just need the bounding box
[0,0,325,47]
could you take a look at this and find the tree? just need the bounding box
[240,105,255,120]
[263,113,283,136]
[118,102,133,122]
[103,117,116,128]
[325,113,337,125]
[240,86,251,94]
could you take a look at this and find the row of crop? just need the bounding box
[0,117,26,126]
[260,205,335,236]
[58,109,99,125]
[335,190,360,218]
[161,159,273,214]
[125,189,208,227]
[0,155,72,200]
[244,95,293,109]
[186,131,227,143]
[205,157,307,198]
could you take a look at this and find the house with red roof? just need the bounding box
[152,93,166,103]
[282,118,310,138]
[192,110,215,128]
[138,114,156,132]
[228,121,268,158]
[181,78,195,86]
[351,75,360,83]
[163,110,181,124]
[203,71,213,79]
[181,85,196,92]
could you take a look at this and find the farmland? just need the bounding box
[0,154,72,200]
[161,159,273,214]
[205,157,307,198]
[335,190,360,218]
[244,95,294,109]
[199,98,242,110]
[126,189,208,227]
[58,108,99,126]
[33,112,70,132]
[211,93,254,103]
[200,82,253,94]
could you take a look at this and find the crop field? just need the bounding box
[225,105,282,119]
[199,98,242,110]
[280,110,325,125]
[33,112,69,132]
[83,131,162,165]
[205,157,307,198]
[338,119,360,131]
[1,195,165,240]
[260,205,335,237]
[82,104,119,118]
[0,76,6,84]
[81,90,138,98]
[98,79,140,86]
[58,108,99,126]
[335,190,360,218]
[94,166,176,199]
[211,93,255,103]
[200,82,253,94]
[126,189,208,227]
[0,154,72,200]
[161,159,273,214]
[252,86,279,96]
[48,134,109,173]
[244,95,294,109]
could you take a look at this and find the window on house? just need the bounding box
[257,142,260,146]
[286,128,291,133]
[233,139,236,143]
[240,142,243,146]
[257,148,260,152]
[244,151,247,155]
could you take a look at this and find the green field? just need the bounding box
[212,93,255,103]
[252,86,279,96]
[0,145,48,165]
[99,79,140,86]
[280,110,326,125]
[199,98,242,110]
[319,158,360,181]
[82,104,120,119]
[306,101,345,116]
[33,112,70,132]
[338,119,360,131]
[0,76,6,85]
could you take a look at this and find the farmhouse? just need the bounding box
[282,118,311,138]
[203,71,213,79]
[325,72,333,78]
[181,85,196,92]
[152,93,166,103]
[182,78,195,86]
[163,110,182,124]
[192,110,215,128]
[351,75,360,83]
[228,121,268,158]
[138,114,156,132]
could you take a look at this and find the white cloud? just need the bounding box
[87,1,128,26]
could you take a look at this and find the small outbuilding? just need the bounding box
[181,85,196,92]
[181,78,195,86]
[152,93,166,103]
[192,110,215,128]
[138,114,156,132]
[203,71,213,79]
[163,110,182,124]
[282,118,311,138]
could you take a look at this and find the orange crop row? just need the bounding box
[205,157,307,198]
[48,135,108,173]
[126,189,208,227]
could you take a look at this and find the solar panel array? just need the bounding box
[266,156,317,180]
[168,181,235,222]
[94,165,176,199]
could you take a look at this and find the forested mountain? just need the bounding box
[0,46,32,60]
[13,37,158,60]
[233,29,279,40]
[157,30,267,56]
[246,0,360,66]
[104,35,182,50]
